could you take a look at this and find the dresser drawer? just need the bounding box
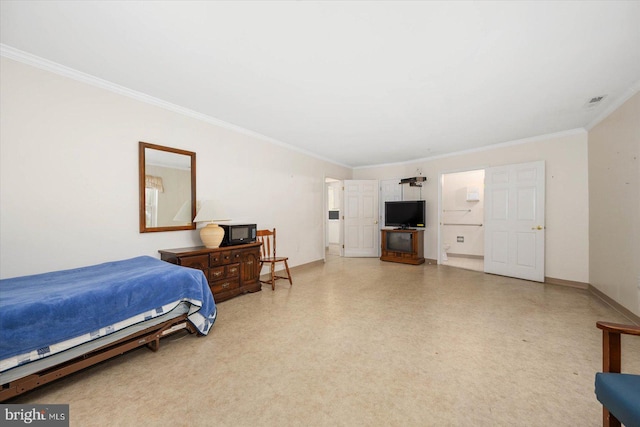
[209,266,226,281]
[230,250,243,263]
[208,263,240,282]
[178,255,209,272]
[210,250,233,266]
[227,263,240,278]
[209,277,240,294]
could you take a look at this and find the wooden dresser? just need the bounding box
[159,242,262,302]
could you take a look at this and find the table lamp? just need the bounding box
[193,200,230,248]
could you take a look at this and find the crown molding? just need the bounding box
[3,43,616,171]
[0,44,350,169]
[355,128,587,170]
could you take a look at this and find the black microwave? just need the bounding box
[220,224,257,246]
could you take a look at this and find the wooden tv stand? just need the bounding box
[380,229,425,265]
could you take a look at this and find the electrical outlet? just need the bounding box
[457,236,464,243]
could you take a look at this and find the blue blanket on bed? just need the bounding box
[0,256,216,361]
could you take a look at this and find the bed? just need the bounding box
[0,256,216,401]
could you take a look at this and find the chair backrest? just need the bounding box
[257,228,277,258]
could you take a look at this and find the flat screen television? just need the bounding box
[385,200,426,229]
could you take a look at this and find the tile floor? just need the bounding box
[440,254,484,272]
[8,255,639,426]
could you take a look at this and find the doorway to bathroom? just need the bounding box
[439,169,485,272]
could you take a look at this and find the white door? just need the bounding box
[379,179,403,228]
[344,180,379,257]
[484,161,545,282]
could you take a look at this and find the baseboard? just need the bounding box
[529,278,639,325]
[259,258,324,280]
[293,259,325,270]
[263,258,640,326]
[589,285,640,326]
[544,276,589,290]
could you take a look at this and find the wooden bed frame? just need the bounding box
[0,314,196,402]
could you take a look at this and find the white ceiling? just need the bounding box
[1,1,639,168]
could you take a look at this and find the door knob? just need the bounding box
[531,225,544,230]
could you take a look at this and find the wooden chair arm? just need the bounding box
[596,321,640,426]
[596,321,640,374]
[596,321,640,336]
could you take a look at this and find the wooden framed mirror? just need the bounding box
[139,141,196,233]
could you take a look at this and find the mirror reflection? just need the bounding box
[139,142,196,233]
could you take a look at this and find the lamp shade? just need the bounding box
[193,200,229,223]
[193,201,230,248]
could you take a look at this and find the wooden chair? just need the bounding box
[595,321,640,427]
[256,228,292,290]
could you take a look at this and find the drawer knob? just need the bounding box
[221,282,230,289]
[213,271,222,277]
[246,260,253,265]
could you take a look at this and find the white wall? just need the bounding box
[354,130,590,283]
[0,58,351,278]
[588,92,640,317]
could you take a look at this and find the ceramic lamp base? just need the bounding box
[200,223,225,248]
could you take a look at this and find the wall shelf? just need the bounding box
[399,176,427,187]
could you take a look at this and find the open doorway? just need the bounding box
[439,169,485,272]
[325,177,343,258]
